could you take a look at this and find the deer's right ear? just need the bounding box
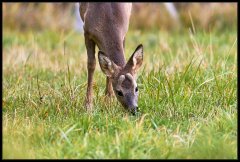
[98,51,119,77]
[125,44,143,73]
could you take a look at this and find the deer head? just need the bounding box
[98,44,143,115]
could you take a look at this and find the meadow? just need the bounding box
[3,25,237,158]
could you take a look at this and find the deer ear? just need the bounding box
[98,51,118,77]
[126,44,143,72]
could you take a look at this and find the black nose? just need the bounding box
[131,107,138,115]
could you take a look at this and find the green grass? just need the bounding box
[2,28,237,159]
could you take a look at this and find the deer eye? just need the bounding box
[117,90,123,97]
[135,87,138,92]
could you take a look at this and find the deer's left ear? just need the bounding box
[126,44,143,72]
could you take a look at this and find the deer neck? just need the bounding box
[103,42,126,68]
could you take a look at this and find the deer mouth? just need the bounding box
[120,102,138,115]
[130,106,139,115]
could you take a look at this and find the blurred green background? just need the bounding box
[3,3,237,32]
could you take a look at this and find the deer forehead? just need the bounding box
[116,73,137,89]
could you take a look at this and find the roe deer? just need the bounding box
[80,3,143,115]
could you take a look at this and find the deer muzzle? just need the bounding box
[125,93,138,115]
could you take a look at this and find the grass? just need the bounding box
[2,27,237,159]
